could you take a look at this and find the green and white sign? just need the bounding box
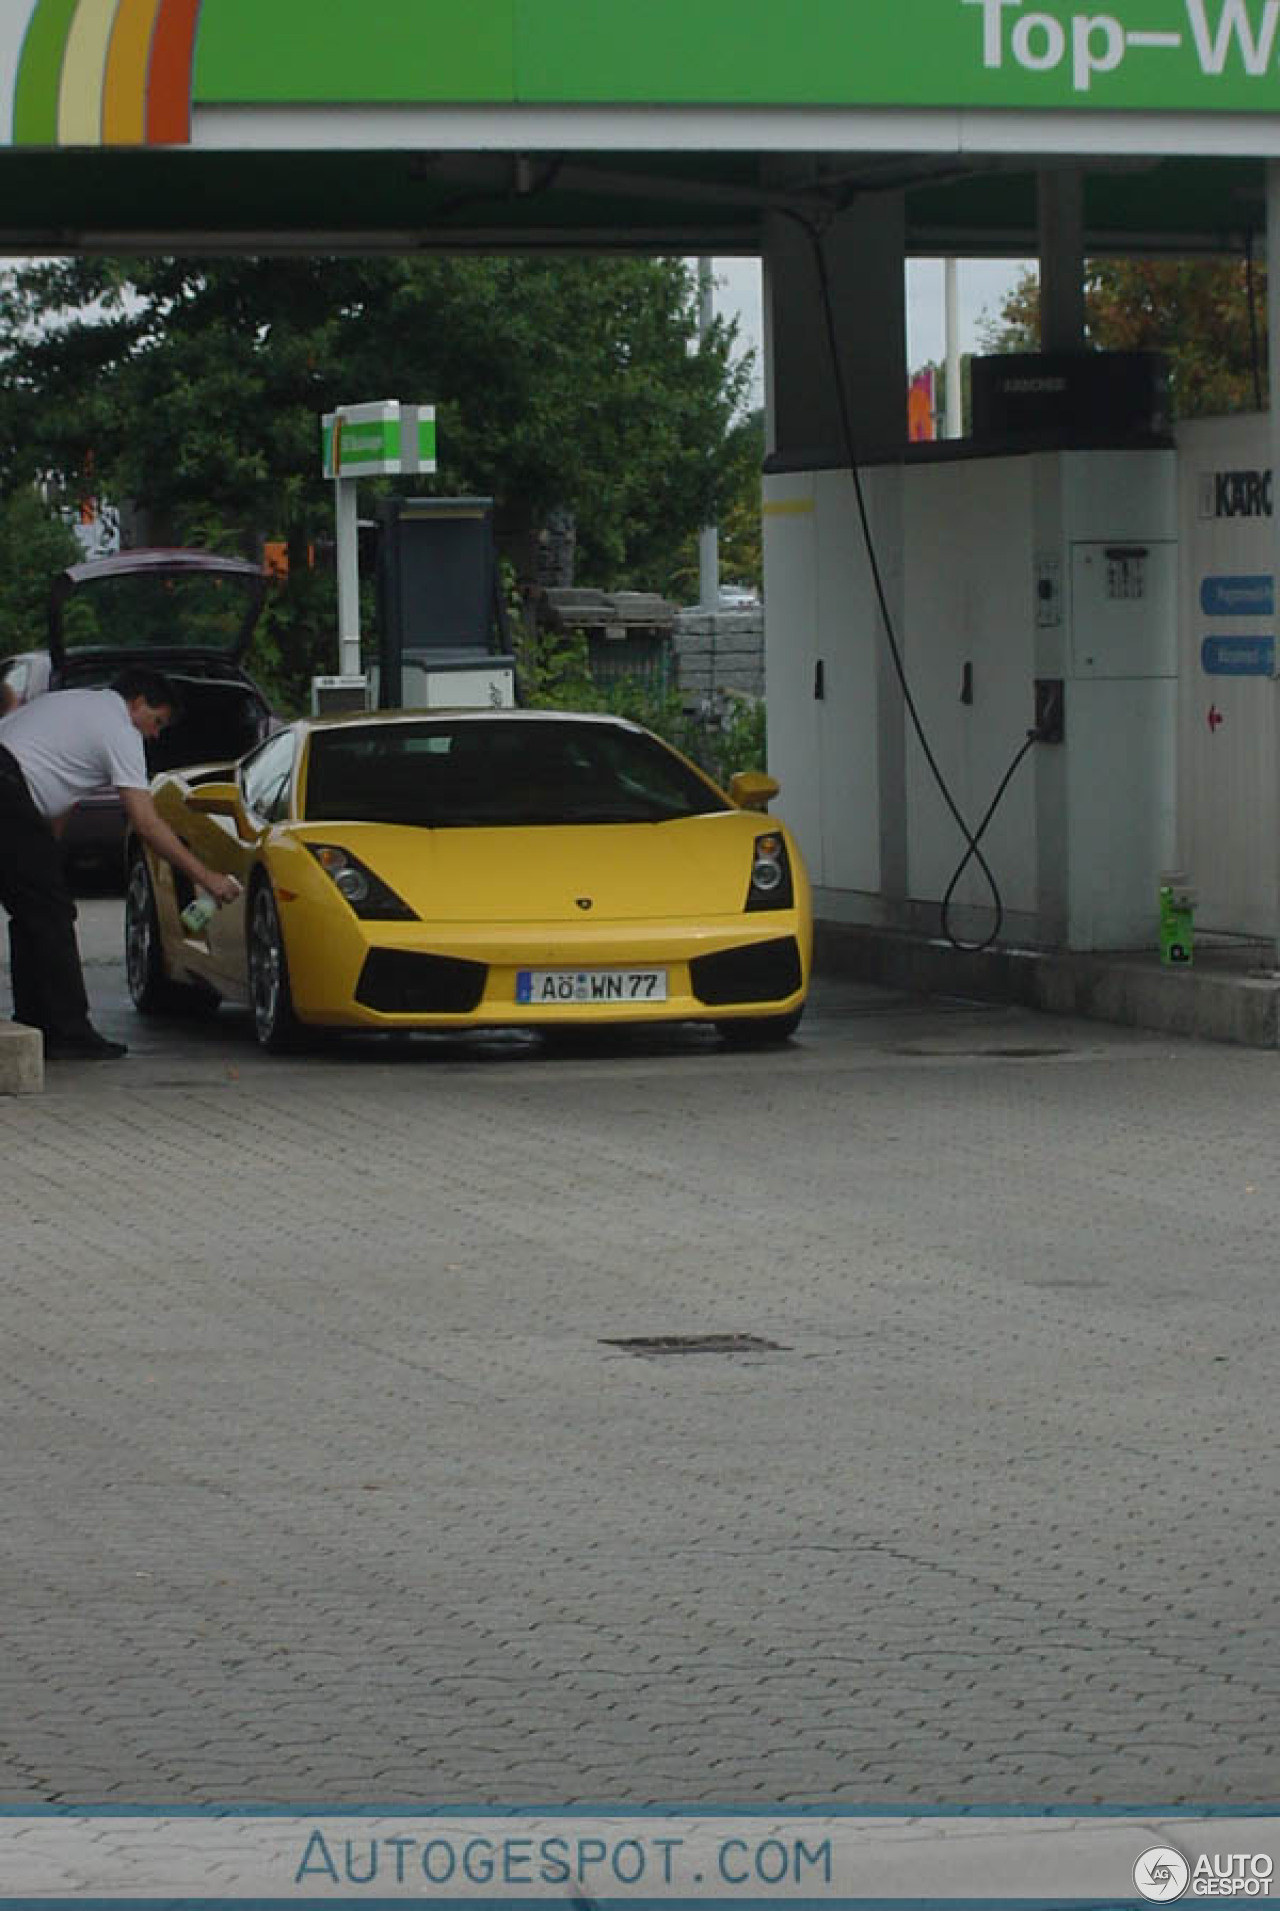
[321,402,437,480]
[322,401,437,679]
[7,0,1280,154]
[196,0,1280,116]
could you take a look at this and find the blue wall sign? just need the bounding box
[1200,575,1274,617]
[1201,635,1275,676]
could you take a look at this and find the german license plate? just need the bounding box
[516,967,668,1005]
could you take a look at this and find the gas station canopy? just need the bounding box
[0,0,1277,255]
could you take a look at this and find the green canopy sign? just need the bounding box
[7,0,1280,153]
[194,0,1280,115]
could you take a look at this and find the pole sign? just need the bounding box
[321,400,437,686]
[321,402,437,481]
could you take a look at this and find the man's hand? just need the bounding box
[119,787,243,902]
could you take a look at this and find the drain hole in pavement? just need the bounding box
[986,1046,1071,1058]
[896,1044,1072,1059]
[602,1333,787,1357]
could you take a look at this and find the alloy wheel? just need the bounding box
[249,887,283,1043]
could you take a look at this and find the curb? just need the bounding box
[0,1022,44,1094]
[815,921,1280,1049]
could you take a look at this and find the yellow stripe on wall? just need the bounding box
[58,0,119,142]
[103,0,158,142]
[762,498,816,517]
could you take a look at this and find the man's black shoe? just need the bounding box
[43,1030,128,1061]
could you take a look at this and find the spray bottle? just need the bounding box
[180,891,217,935]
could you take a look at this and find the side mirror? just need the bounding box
[729,770,780,812]
[187,780,241,818]
[187,779,256,841]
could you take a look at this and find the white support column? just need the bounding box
[1038,168,1086,353]
[944,256,963,439]
[697,257,720,608]
[334,478,360,679]
[761,189,909,908]
[763,191,908,467]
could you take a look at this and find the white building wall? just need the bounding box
[764,447,1179,952]
[901,457,1039,927]
[762,468,890,901]
[1175,414,1277,939]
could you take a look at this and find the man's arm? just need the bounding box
[119,787,241,904]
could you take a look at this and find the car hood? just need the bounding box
[291,811,776,923]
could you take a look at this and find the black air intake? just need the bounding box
[356,949,487,1014]
[690,938,802,1006]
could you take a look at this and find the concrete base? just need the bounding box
[816,920,1280,1049]
[0,1022,44,1094]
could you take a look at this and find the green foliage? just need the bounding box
[251,561,339,716]
[0,254,754,694]
[514,624,604,713]
[705,689,767,784]
[0,490,82,652]
[604,677,767,784]
[665,408,765,603]
[980,256,1270,418]
[515,622,767,785]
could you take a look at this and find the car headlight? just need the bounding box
[746,832,794,911]
[307,844,417,920]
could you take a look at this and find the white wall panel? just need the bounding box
[813,466,894,896]
[1175,415,1277,939]
[901,459,1039,917]
[762,476,824,882]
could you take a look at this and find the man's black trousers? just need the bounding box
[0,745,94,1041]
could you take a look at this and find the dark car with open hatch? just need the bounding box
[0,547,276,872]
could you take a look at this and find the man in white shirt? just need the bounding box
[0,667,239,1060]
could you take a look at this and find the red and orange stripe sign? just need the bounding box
[14,0,199,145]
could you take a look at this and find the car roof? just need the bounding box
[303,707,646,737]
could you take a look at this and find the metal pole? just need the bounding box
[335,477,360,678]
[944,256,963,439]
[1268,163,1280,958]
[697,257,720,609]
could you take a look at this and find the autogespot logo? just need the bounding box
[1136,1847,1191,1902]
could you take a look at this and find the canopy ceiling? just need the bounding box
[0,147,1266,259]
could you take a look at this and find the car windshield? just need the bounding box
[303,719,731,827]
[59,570,260,654]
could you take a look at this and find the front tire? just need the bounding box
[124,851,170,1014]
[719,1006,804,1046]
[124,849,226,1019]
[125,852,222,1018]
[247,880,300,1052]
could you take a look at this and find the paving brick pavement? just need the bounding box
[0,897,1276,1807]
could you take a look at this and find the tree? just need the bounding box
[0,255,753,699]
[0,488,84,652]
[665,407,765,604]
[979,256,1269,418]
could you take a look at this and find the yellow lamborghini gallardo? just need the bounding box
[123,709,811,1052]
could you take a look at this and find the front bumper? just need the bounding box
[281,900,811,1029]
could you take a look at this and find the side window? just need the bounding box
[240,731,295,821]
